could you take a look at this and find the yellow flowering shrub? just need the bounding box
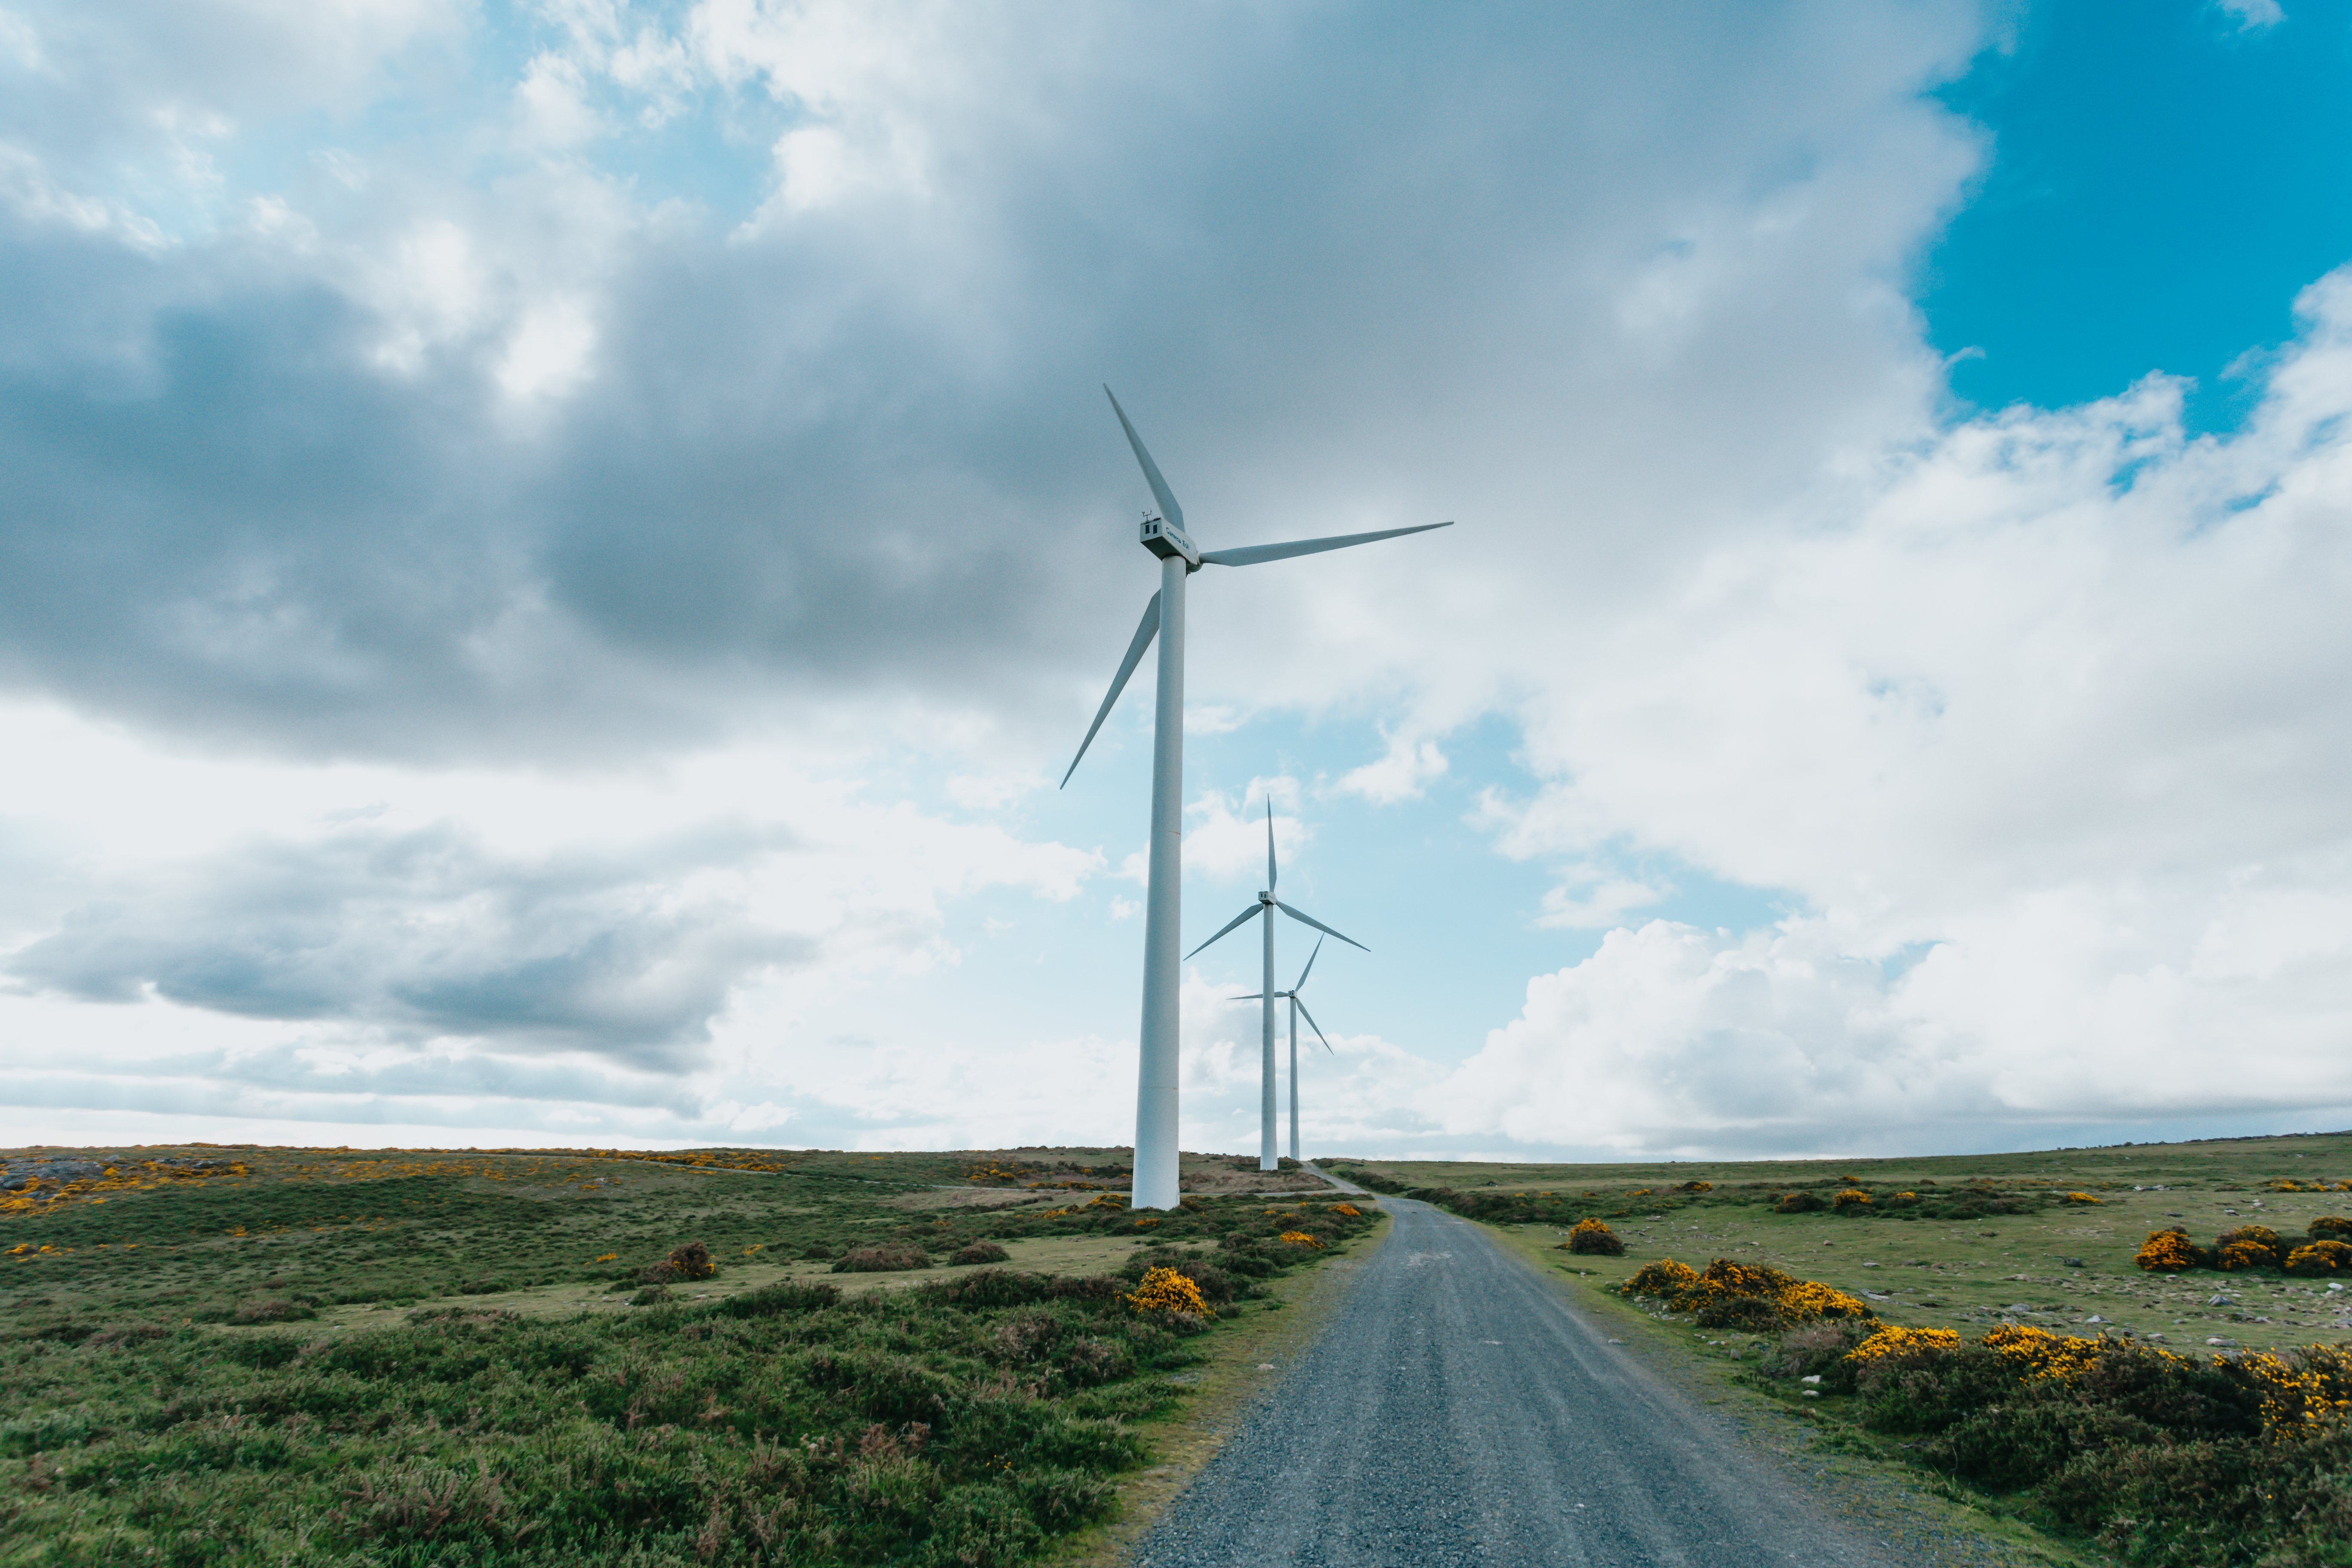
[2135,1230,2199,1271]
[1621,1256,1871,1329]
[1562,1218,1626,1256]
[1328,1204,1361,1216]
[1278,1230,1322,1247]
[2061,1191,2102,1205]
[1844,1325,1962,1366]
[1983,1323,2107,1382]
[2243,1346,2352,1434]
[1127,1267,1210,1316]
[2222,1240,2276,1271]
[1831,1189,1872,1212]
[2286,1240,2352,1275]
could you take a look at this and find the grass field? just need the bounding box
[0,1143,1375,1566]
[1327,1130,2352,1351]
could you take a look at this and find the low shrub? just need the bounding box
[2310,1215,2352,1241]
[1622,1257,1872,1330]
[2136,1229,2199,1272]
[717,1280,842,1317]
[1776,1191,1825,1214]
[1767,1318,1878,1379]
[2061,1191,2102,1205]
[1126,1267,1210,1317]
[229,1298,316,1326]
[2136,1221,2352,1276]
[834,1244,932,1274]
[1831,1190,1872,1213]
[1561,1219,1625,1256]
[640,1240,717,1283]
[951,1241,1011,1266]
[2285,1240,2352,1275]
[1820,1322,2352,1565]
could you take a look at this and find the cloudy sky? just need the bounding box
[4,0,2350,1161]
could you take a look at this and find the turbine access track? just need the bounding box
[1131,1172,1979,1567]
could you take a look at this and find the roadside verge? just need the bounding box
[1050,1207,1392,1566]
[1476,1219,2098,1568]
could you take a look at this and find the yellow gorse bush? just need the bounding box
[1844,1326,1962,1365]
[2136,1230,2198,1271]
[2062,1191,2102,1205]
[1621,1257,1872,1327]
[1126,1266,1210,1317]
[1329,1204,1361,1216]
[1831,1189,1872,1211]
[2243,1347,2352,1435]
[2287,1240,2352,1274]
[1983,1323,2108,1383]
[1278,1231,1322,1247]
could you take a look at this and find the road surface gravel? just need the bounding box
[1132,1194,1899,1568]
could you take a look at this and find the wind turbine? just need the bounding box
[1061,387,1450,1210]
[1236,936,1338,1165]
[1187,800,1365,1171]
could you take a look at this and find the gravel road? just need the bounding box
[1132,1194,1896,1568]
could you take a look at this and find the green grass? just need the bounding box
[1327,1130,2352,1352]
[0,1144,1372,1566]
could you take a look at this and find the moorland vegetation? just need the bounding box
[0,1144,1374,1566]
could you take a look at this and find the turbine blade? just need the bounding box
[1275,900,1368,952]
[1293,934,1323,992]
[1197,520,1453,569]
[1184,903,1263,961]
[1294,995,1335,1053]
[1103,386,1183,531]
[1265,797,1277,894]
[1230,993,1266,1001]
[1059,591,1161,788]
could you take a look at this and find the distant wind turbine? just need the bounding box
[1060,387,1450,1210]
[1188,801,1366,1171]
[1235,935,1338,1164]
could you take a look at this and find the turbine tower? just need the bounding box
[1188,801,1365,1171]
[1237,936,1337,1164]
[1061,388,1450,1209]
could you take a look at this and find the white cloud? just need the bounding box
[1182,783,1306,887]
[2214,0,2284,32]
[1430,269,2352,1152]
[1337,731,1448,803]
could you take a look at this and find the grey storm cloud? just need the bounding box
[0,2,1982,763]
[8,821,812,1069]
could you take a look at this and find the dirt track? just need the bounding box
[1131,1194,1897,1568]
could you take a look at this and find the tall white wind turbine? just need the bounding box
[1061,388,1450,1209]
[1236,936,1338,1164]
[1188,801,1366,1171]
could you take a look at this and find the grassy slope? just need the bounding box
[0,1143,1372,1567]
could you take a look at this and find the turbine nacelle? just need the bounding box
[1139,514,1200,567]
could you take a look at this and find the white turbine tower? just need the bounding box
[1187,800,1366,1170]
[1236,936,1338,1164]
[1061,387,1450,1209]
